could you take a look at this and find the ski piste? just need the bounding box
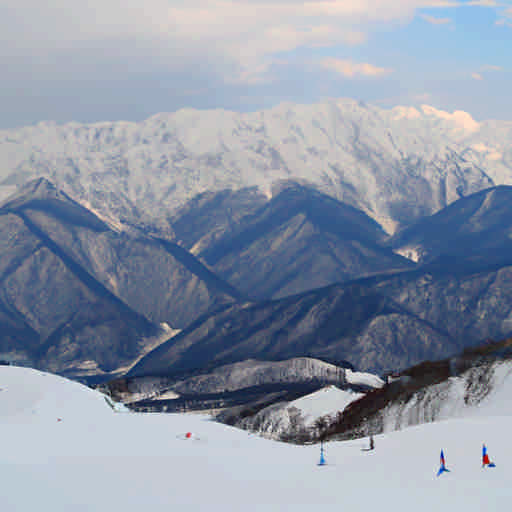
[176,432,205,442]
[2,366,510,511]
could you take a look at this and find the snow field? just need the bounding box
[285,385,363,428]
[1,366,511,511]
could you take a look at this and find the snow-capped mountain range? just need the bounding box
[2,99,512,234]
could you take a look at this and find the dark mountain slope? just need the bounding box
[0,296,40,358]
[129,280,455,377]
[130,257,512,378]
[392,185,512,268]
[177,183,413,299]
[0,208,161,375]
[1,177,111,231]
[1,178,241,329]
[170,187,268,254]
[0,178,245,374]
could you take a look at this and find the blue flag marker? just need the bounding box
[318,442,326,466]
[437,449,450,476]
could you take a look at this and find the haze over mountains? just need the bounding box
[1,99,511,235]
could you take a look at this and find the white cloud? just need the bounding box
[471,64,505,80]
[421,104,480,133]
[420,14,452,23]
[467,0,500,6]
[0,0,506,126]
[495,5,512,24]
[321,57,392,78]
[0,1,499,61]
[1,1,419,85]
[0,1,503,89]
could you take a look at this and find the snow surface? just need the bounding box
[1,365,512,511]
[379,360,512,433]
[237,385,363,439]
[345,369,385,388]
[288,386,363,426]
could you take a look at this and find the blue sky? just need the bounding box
[1,0,511,129]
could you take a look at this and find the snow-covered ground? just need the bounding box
[346,369,384,389]
[236,385,363,439]
[288,386,363,426]
[1,365,511,511]
[380,360,512,433]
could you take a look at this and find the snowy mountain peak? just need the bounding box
[0,177,111,233]
[1,177,68,209]
[0,98,509,233]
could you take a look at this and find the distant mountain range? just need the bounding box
[4,177,512,379]
[1,100,511,235]
[131,182,512,377]
[2,99,512,386]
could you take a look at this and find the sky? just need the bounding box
[1,0,511,129]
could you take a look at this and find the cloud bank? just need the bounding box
[321,57,392,78]
[0,0,509,127]
[2,0,493,82]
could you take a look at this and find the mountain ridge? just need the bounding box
[0,179,244,375]
[179,183,414,299]
[1,99,510,233]
[391,185,512,268]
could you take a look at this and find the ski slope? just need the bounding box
[1,366,511,511]
[286,385,362,427]
[237,386,364,439]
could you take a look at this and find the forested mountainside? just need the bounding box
[0,179,240,376]
[131,263,512,377]
[321,337,512,442]
[391,185,512,268]
[4,177,512,383]
[174,183,412,299]
[2,100,512,383]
